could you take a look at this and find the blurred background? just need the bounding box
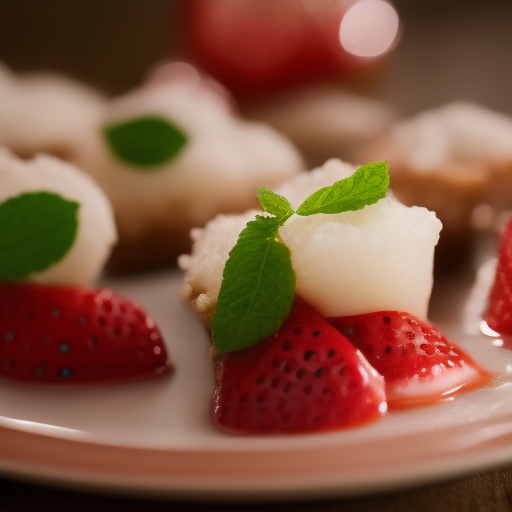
[1,0,512,273]
[1,0,511,115]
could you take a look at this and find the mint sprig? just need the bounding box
[104,116,188,168]
[211,161,389,354]
[0,192,79,280]
[296,161,389,216]
[212,216,296,355]
[256,187,294,223]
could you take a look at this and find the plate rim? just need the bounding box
[3,409,512,502]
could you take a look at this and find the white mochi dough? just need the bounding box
[0,147,117,285]
[73,80,304,238]
[0,63,105,159]
[376,102,512,171]
[279,197,440,319]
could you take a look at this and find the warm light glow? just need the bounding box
[339,0,399,58]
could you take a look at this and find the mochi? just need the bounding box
[360,102,512,271]
[0,63,105,160]
[279,197,441,319]
[73,75,303,271]
[382,102,512,170]
[180,159,442,323]
[244,86,396,166]
[0,147,117,285]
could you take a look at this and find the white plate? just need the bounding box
[2,268,512,502]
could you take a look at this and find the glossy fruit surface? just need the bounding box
[484,219,512,335]
[213,300,386,434]
[328,311,489,407]
[0,282,169,383]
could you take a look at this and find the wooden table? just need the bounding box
[3,467,512,512]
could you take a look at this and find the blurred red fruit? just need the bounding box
[182,0,376,96]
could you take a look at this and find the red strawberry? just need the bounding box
[213,300,386,434]
[0,282,170,383]
[328,312,489,408]
[484,219,512,334]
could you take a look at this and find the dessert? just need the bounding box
[180,159,488,434]
[214,300,386,434]
[483,218,512,335]
[0,282,168,383]
[0,63,105,161]
[360,102,512,269]
[0,147,115,285]
[329,312,486,407]
[72,70,304,273]
[182,0,398,168]
[243,86,397,168]
[0,148,169,382]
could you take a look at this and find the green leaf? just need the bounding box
[211,216,296,355]
[296,161,389,216]
[256,187,294,223]
[0,192,79,280]
[210,160,390,354]
[104,116,188,167]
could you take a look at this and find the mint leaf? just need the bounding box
[0,192,79,280]
[296,161,389,216]
[211,160,390,354]
[212,216,295,355]
[257,187,294,223]
[104,116,187,167]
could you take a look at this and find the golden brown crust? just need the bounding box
[484,157,512,211]
[189,297,215,332]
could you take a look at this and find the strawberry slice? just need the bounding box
[213,301,386,434]
[484,219,512,335]
[328,312,489,408]
[0,282,170,383]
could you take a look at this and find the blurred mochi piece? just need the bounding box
[368,102,512,171]
[73,70,303,273]
[0,63,105,160]
[243,86,396,167]
[361,102,512,270]
[144,61,236,113]
[0,147,117,285]
[180,159,442,324]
